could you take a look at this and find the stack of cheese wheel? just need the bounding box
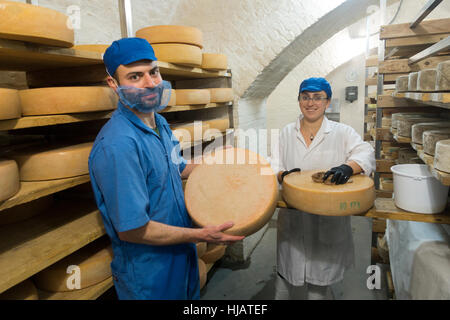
[0,89,21,120]
[411,121,450,145]
[185,148,278,236]
[201,53,228,71]
[423,128,450,156]
[282,169,376,216]
[7,142,93,181]
[201,244,227,264]
[417,69,437,91]
[136,25,203,67]
[395,75,409,92]
[408,72,419,91]
[171,122,209,143]
[0,1,74,47]
[175,89,210,105]
[0,159,20,202]
[436,61,450,91]
[434,139,450,173]
[0,196,53,226]
[0,280,38,300]
[33,238,113,292]
[209,88,233,103]
[19,87,117,116]
[397,116,441,138]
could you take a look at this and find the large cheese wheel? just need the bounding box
[408,72,419,91]
[72,44,109,54]
[434,139,450,173]
[397,117,441,137]
[0,195,53,226]
[0,88,21,120]
[201,244,226,264]
[0,159,20,202]
[33,239,113,292]
[436,61,450,91]
[175,89,210,105]
[196,242,207,258]
[167,89,176,106]
[0,280,38,300]
[282,169,375,216]
[8,142,93,181]
[391,113,437,129]
[205,118,230,133]
[395,75,409,92]
[19,87,117,116]
[171,122,209,143]
[209,88,233,103]
[152,43,202,67]
[185,148,278,236]
[411,122,450,144]
[417,69,437,92]
[201,53,228,71]
[136,25,203,48]
[198,258,207,290]
[0,1,74,47]
[423,129,450,156]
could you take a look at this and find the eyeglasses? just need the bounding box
[299,96,328,103]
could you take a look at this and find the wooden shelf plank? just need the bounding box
[0,201,105,294]
[0,111,114,131]
[417,150,450,186]
[394,91,450,110]
[379,55,450,74]
[39,277,113,300]
[393,134,412,144]
[158,61,231,79]
[362,198,450,224]
[380,18,450,39]
[160,102,232,114]
[0,175,90,213]
[377,94,429,108]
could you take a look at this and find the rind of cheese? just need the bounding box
[417,69,437,92]
[0,0,74,47]
[8,142,93,181]
[0,159,20,202]
[408,72,419,91]
[152,43,202,67]
[185,148,278,236]
[0,279,38,300]
[0,195,53,226]
[72,44,109,54]
[196,242,207,259]
[423,129,450,156]
[204,118,230,134]
[434,139,450,173]
[201,244,226,264]
[171,122,209,143]
[136,25,203,48]
[0,88,21,120]
[198,258,207,289]
[391,113,437,129]
[175,89,210,105]
[209,88,233,103]
[397,117,441,137]
[282,169,375,216]
[19,87,117,116]
[411,121,450,144]
[33,239,113,292]
[395,75,409,92]
[435,61,450,91]
[201,53,228,70]
[167,89,176,106]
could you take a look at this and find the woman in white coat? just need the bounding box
[270,77,375,299]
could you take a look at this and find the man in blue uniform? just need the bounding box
[88,38,244,300]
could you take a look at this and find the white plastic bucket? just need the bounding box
[391,164,449,214]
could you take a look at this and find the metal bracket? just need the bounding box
[408,36,450,65]
[118,0,133,38]
[410,0,443,29]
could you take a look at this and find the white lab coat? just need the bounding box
[270,115,375,286]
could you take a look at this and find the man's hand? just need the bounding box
[322,164,354,185]
[200,221,245,245]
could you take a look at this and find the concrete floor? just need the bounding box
[200,212,390,300]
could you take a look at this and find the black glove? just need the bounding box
[281,168,301,182]
[323,164,353,185]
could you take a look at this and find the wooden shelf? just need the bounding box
[417,150,450,186]
[0,201,105,294]
[393,134,412,144]
[0,111,114,131]
[39,277,113,300]
[394,91,450,110]
[363,198,450,224]
[161,102,232,114]
[0,175,90,213]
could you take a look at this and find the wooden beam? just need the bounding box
[385,33,450,49]
[377,95,428,108]
[379,55,450,74]
[380,18,450,39]
[365,55,379,67]
[376,159,396,172]
[376,128,394,141]
[409,36,450,64]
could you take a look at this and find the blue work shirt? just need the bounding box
[88,101,200,300]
